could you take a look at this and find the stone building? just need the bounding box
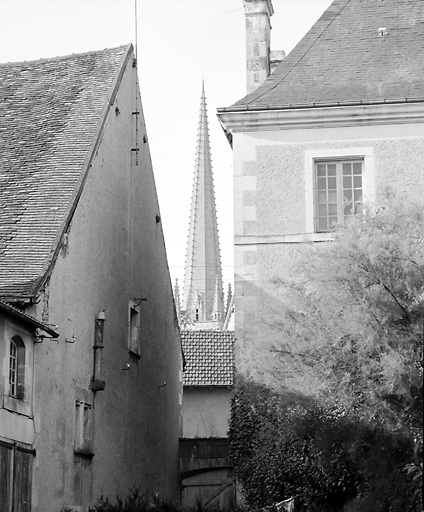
[0,44,182,511]
[217,0,424,390]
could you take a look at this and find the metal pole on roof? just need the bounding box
[134,0,138,59]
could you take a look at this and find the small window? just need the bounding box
[74,399,93,457]
[315,159,363,232]
[128,302,141,356]
[9,335,25,400]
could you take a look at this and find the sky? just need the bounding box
[0,0,333,289]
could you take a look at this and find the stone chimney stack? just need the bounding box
[243,0,274,94]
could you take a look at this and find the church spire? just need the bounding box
[182,81,224,328]
[174,278,182,321]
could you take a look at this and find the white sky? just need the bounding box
[0,0,332,288]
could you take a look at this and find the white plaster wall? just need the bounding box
[0,317,35,445]
[27,53,182,511]
[182,388,231,438]
[231,122,424,390]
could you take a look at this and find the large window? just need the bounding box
[315,159,363,232]
[305,147,375,238]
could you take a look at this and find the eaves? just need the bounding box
[217,99,424,144]
[183,384,234,390]
[0,300,59,338]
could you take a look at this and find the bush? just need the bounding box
[229,380,422,512]
[88,489,180,512]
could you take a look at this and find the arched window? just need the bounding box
[9,335,25,400]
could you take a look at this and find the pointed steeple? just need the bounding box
[174,278,182,321]
[182,82,225,328]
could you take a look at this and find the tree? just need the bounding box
[229,193,423,511]
[274,192,423,432]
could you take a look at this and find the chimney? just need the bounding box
[243,0,274,94]
[270,49,285,74]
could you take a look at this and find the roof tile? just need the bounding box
[181,330,235,387]
[0,45,131,298]
[231,0,424,109]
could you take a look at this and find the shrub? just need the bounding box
[229,380,422,511]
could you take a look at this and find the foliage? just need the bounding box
[229,194,423,511]
[81,488,246,512]
[88,489,173,512]
[229,380,422,512]
[272,193,423,433]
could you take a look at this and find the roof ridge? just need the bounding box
[0,43,132,67]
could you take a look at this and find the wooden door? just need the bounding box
[13,448,33,512]
[0,441,33,512]
[0,442,13,512]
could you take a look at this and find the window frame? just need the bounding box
[8,335,25,400]
[315,158,364,233]
[2,324,33,418]
[305,147,375,237]
[128,301,141,357]
[74,388,94,459]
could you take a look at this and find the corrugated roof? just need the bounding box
[0,45,131,298]
[228,0,424,110]
[181,330,235,387]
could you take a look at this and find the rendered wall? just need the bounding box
[182,388,231,438]
[231,122,424,391]
[27,53,182,511]
[0,316,35,445]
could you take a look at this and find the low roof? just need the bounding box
[221,0,424,112]
[0,45,132,299]
[0,300,59,337]
[181,330,235,387]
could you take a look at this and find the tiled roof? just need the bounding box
[229,0,424,110]
[181,330,235,387]
[0,299,59,337]
[0,45,131,298]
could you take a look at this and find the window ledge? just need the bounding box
[74,449,94,459]
[128,348,141,359]
[235,232,335,245]
[2,395,32,418]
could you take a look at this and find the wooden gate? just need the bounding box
[180,438,235,508]
[181,466,235,508]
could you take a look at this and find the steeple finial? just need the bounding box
[182,82,224,328]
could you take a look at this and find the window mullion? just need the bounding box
[336,162,343,224]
